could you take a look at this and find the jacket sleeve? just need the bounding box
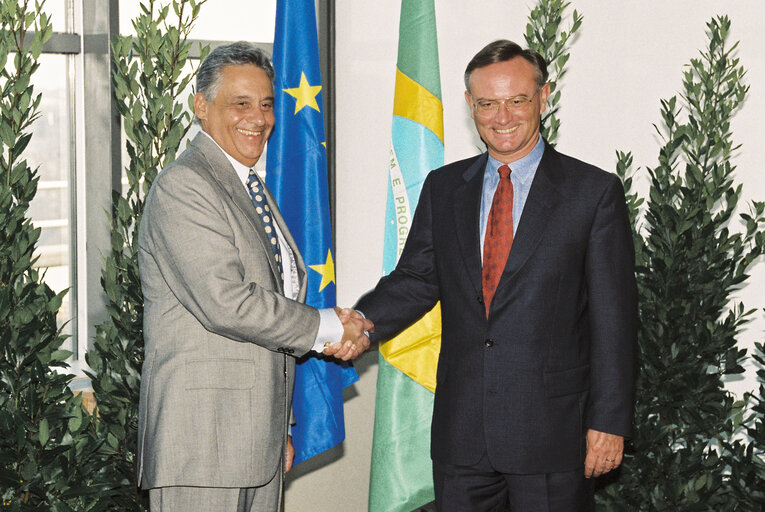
[139,165,320,355]
[584,176,638,437]
[355,172,441,342]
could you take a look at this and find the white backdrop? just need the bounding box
[285,2,765,510]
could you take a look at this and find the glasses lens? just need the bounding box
[474,91,539,117]
[475,100,496,115]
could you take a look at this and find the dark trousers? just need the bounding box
[432,452,593,512]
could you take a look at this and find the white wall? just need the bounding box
[285,2,765,510]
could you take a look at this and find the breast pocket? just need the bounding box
[534,241,582,266]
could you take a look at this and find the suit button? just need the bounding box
[484,339,494,347]
[477,296,484,304]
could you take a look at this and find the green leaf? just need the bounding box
[39,418,49,446]
[50,349,73,362]
[68,408,82,432]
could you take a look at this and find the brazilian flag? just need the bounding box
[369,1,444,511]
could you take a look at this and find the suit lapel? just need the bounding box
[500,143,563,282]
[453,153,488,298]
[191,133,286,293]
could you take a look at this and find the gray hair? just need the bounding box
[464,39,548,93]
[196,41,275,103]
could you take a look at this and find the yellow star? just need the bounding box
[283,72,322,114]
[309,249,335,292]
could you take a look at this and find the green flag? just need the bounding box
[369,1,443,511]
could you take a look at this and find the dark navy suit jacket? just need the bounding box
[356,142,638,474]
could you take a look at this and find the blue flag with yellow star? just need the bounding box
[266,0,359,465]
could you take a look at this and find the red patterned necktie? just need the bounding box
[482,164,513,317]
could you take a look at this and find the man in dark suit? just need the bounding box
[137,42,370,512]
[356,39,637,511]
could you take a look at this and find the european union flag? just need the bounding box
[266,0,359,465]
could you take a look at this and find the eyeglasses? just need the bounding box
[471,90,540,117]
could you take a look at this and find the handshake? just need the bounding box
[322,307,374,361]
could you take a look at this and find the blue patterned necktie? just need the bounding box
[246,169,285,283]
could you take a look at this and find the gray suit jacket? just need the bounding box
[137,132,320,489]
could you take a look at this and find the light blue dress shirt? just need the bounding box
[479,136,545,261]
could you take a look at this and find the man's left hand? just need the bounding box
[584,429,624,478]
[285,435,295,473]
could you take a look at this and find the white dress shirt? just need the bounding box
[202,132,343,352]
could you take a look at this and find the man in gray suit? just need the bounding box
[137,42,370,511]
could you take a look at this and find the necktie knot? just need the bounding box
[498,164,511,180]
[246,169,258,188]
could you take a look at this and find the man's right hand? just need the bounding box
[323,307,373,361]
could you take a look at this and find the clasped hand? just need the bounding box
[323,307,373,361]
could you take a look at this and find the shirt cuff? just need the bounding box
[312,308,344,352]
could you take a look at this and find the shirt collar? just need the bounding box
[486,135,545,185]
[201,130,254,187]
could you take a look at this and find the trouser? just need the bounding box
[148,471,282,512]
[432,451,593,512]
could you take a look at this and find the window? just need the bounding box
[28,54,76,340]
[119,1,276,42]
[30,2,77,359]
